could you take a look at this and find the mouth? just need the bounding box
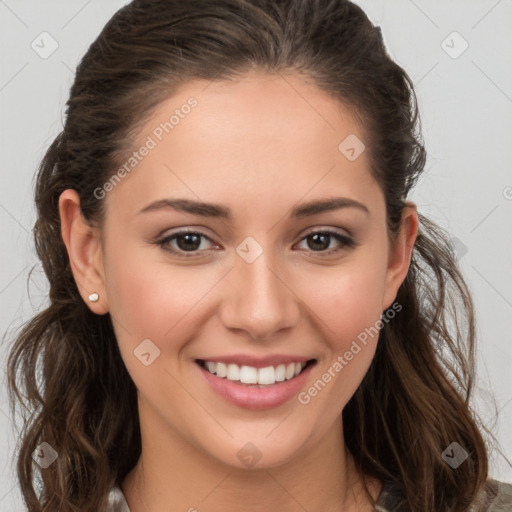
[195,357,317,409]
[195,358,317,387]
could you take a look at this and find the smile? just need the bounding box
[197,359,313,386]
[195,357,317,409]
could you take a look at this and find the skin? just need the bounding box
[59,70,418,511]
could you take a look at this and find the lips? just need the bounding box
[195,356,317,410]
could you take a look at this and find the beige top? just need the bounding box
[106,479,512,511]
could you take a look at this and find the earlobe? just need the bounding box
[58,189,109,315]
[382,204,419,311]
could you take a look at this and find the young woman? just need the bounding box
[7,1,512,511]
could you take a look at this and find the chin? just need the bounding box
[205,431,311,472]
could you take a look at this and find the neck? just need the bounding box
[122,409,381,512]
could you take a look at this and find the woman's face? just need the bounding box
[90,70,416,469]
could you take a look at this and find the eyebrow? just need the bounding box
[138,196,370,219]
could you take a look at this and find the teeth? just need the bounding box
[257,366,275,385]
[216,362,227,378]
[239,365,258,384]
[285,363,295,380]
[226,364,240,381]
[275,364,286,382]
[202,360,307,385]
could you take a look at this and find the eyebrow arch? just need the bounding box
[138,196,370,219]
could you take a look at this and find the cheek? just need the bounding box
[297,256,388,347]
[293,256,388,407]
[103,250,213,349]
[103,255,215,397]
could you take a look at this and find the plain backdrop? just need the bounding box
[1,0,511,509]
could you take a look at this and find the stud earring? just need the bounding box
[88,292,99,303]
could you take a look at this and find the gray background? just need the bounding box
[1,0,511,509]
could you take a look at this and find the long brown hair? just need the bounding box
[6,0,501,510]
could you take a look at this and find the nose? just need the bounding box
[219,247,301,340]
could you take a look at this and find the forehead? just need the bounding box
[104,70,382,220]
[137,70,365,161]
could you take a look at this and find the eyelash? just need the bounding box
[155,228,356,258]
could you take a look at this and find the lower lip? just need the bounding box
[196,361,315,410]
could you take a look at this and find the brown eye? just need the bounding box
[296,230,355,255]
[174,233,202,252]
[156,230,216,257]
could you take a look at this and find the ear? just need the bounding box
[381,203,419,311]
[58,189,109,315]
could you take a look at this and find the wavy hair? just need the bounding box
[6,0,502,510]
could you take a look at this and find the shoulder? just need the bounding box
[103,479,512,512]
[374,478,512,511]
[105,485,130,512]
[478,479,512,511]
[374,479,402,511]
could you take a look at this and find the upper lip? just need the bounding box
[196,354,315,368]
